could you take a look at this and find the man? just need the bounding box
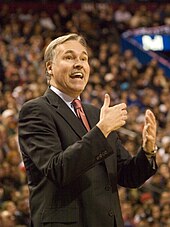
[18,33,157,227]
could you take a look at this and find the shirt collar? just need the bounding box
[50,85,80,107]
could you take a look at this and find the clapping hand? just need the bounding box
[142,109,157,155]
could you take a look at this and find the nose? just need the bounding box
[73,58,83,69]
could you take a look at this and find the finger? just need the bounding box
[146,116,155,127]
[144,123,156,138]
[121,120,126,126]
[102,93,110,109]
[146,134,156,141]
[145,109,156,124]
[143,123,150,132]
[146,109,155,119]
[121,110,128,121]
[114,103,127,111]
[122,110,128,116]
[144,123,156,136]
[145,113,156,133]
[121,103,127,110]
[143,124,149,140]
[146,126,156,137]
[144,134,156,144]
[122,115,128,121]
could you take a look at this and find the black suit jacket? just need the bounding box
[18,88,157,227]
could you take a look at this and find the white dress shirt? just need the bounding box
[50,85,79,116]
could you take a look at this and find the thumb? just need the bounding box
[102,94,110,109]
[144,109,149,125]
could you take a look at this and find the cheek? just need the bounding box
[86,63,90,71]
[85,64,90,77]
[54,67,68,81]
[59,64,71,78]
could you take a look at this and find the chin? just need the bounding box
[71,89,83,97]
[73,86,84,93]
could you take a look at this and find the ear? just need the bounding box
[46,61,53,75]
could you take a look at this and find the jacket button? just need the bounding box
[108,210,114,217]
[96,154,103,160]
[99,153,103,159]
[103,150,108,156]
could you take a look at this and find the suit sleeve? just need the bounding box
[107,133,157,188]
[18,100,113,187]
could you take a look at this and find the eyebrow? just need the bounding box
[64,50,88,56]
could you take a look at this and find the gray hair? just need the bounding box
[44,33,88,64]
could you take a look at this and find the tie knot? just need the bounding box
[72,99,82,109]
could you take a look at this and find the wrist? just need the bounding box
[96,122,109,138]
[143,145,158,157]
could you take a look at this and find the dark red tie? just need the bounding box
[72,99,90,132]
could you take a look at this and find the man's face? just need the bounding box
[47,40,90,98]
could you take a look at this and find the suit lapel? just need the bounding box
[44,89,87,138]
[83,104,99,128]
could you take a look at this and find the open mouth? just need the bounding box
[70,72,84,79]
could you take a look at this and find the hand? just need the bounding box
[142,109,157,154]
[97,94,128,137]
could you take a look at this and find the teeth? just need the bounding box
[71,72,83,78]
[73,72,83,76]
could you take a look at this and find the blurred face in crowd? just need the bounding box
[0,210,15,227]
[151,205,161,220]
[0,125,7,146]
[47,40,90,98]
[160,191,170,206]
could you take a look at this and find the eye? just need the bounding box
[65,55,73,60]
[81,56,88,61]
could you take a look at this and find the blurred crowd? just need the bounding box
[0,2,170,227]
